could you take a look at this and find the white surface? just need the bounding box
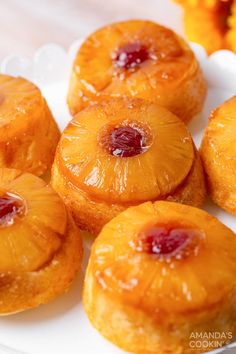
[0,0,182,61]
[0,40,236,354]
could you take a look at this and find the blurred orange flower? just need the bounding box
[174,0,236,53]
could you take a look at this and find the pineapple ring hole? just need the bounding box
[99,121,152,158]
[134,224,205,261]
[0,192,26,227]
[112,42,149,70]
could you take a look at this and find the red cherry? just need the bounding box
[114,43,149,70]
[145,227,189,255]
[0,194,23,226]
[108,126,145,157]
[137,225,203,260]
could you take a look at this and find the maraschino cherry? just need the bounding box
[114,43,149,70]
[108,126,145,157]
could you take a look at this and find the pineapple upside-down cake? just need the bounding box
[83,201,236,354]
[0,168,82,315]
[52,97,206,235]
[67,20,207,123]
[201,96,236,215]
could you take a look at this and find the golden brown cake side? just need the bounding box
[167,147,206,206]
[0,213,82,315]
[84,261,236,354]
[200,96,236,215]
[0,75,60,176]
[51,147,206,236]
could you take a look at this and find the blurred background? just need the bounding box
[0,0,183,61]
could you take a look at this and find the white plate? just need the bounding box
[0,41,236,354]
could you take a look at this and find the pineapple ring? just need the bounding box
[0,169,82,315]
[201,96,236,215]
[174,0,236,53]
[0,74,60,176]
[52,97,206,235]
[67,20,207,123]
[83,201,236,354]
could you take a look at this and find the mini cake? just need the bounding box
[67,20,207,123]
[0,74,60,176]
[83,201,236,354]
[201,96,236,215]
[174,0,236,53]
[51,97,206,235]
[0,168,83,315]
